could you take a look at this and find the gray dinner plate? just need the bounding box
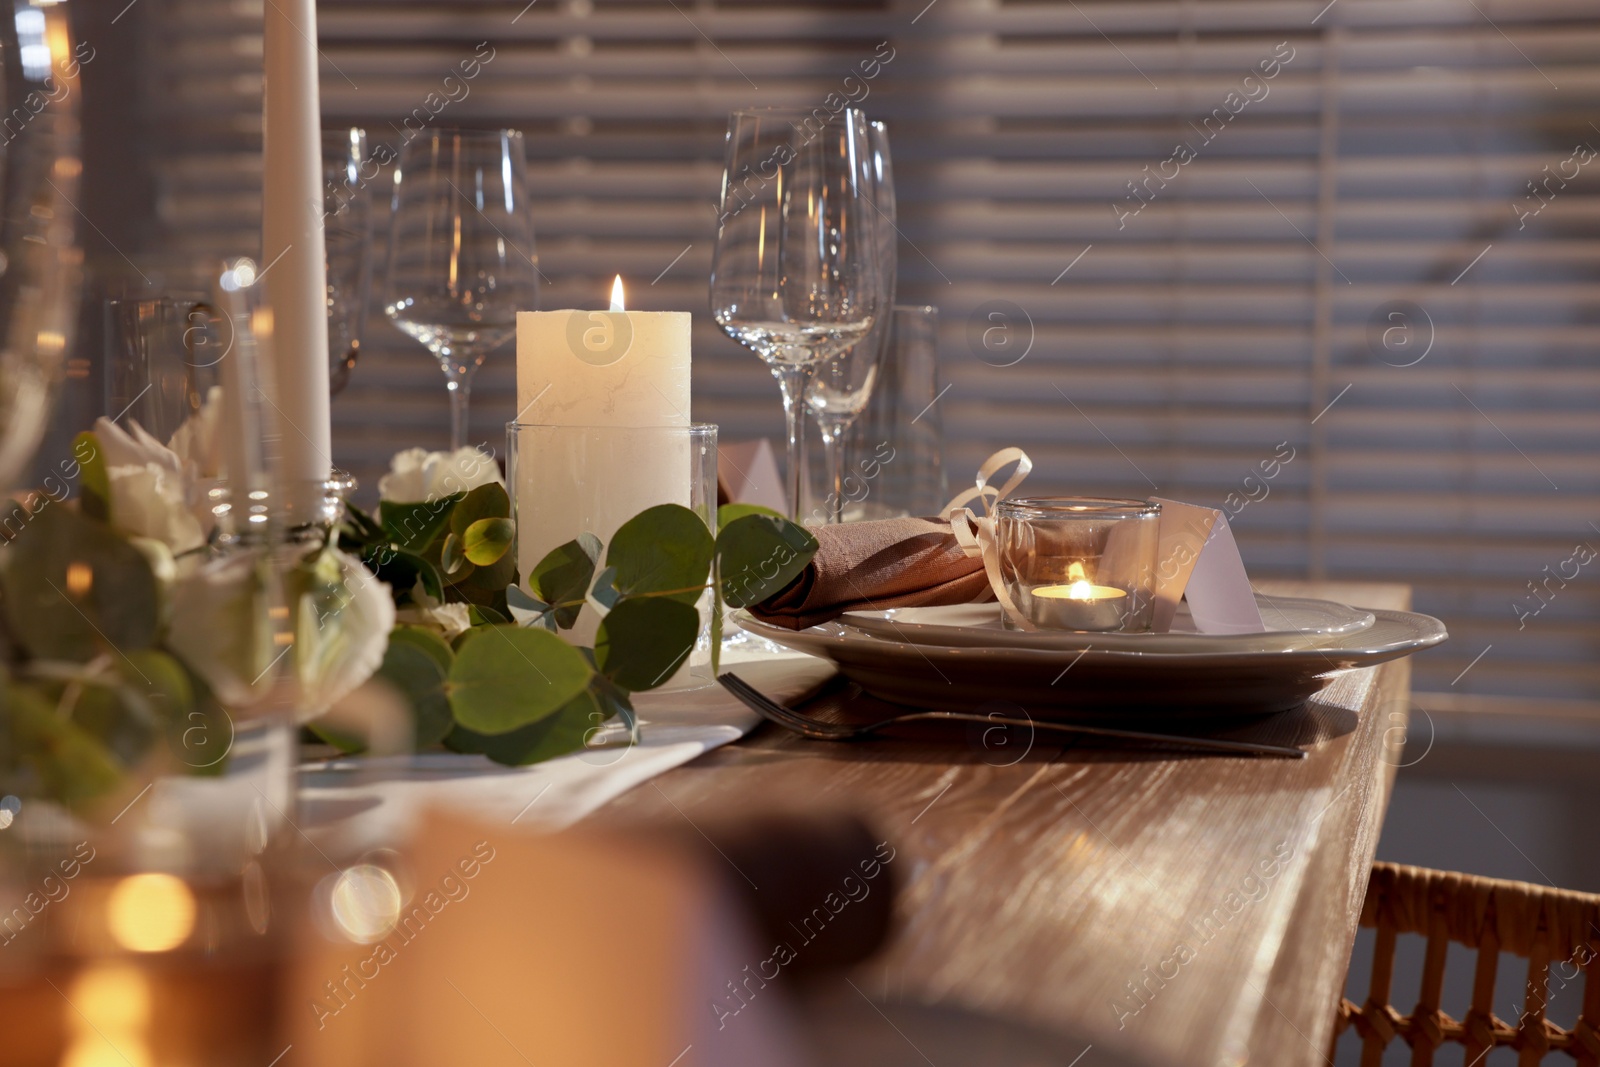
[840,594,1376,654]
[734,608,1447,718]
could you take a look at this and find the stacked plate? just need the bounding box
[735,594,1446,719]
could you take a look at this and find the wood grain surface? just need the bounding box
[592,581,1419,1067]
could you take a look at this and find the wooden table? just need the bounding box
[595,581,1418,1066]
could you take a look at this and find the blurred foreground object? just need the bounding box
[285,808,814,1066]
[0,0,85,492]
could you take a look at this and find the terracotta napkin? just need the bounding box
[748,516,993,630]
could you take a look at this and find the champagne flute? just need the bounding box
[385,129,539,449]
[710,108,883,519]
[805,119,897,523]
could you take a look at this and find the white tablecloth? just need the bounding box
[297,646,830,853]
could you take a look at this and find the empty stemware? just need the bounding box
[710,107,884,519]
[385,128,539,450]
[804,119,897,523]
[323,126,379,396]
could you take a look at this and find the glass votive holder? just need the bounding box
[995,498,1161,632]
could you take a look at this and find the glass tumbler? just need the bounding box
[996,498,1161,632]
[104,296,224,442]
[851,305,946,519]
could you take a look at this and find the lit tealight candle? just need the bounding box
[1028,562,1129,631]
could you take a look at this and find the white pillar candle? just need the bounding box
[516,277,692,426]
[261,0,332,503]
[514,278,693,611]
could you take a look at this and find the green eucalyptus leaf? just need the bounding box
[365,546,445,603]
[388,625,455,674]
[117,648,196,725]
[447,625,593,734]
[377,634,454,749]
[710,595,723,676]
[717,513,818,608]
[381,494,463,553]
[75,432,110,521]
[72,683,162,769]
[340,501,387,546]
[2,503,159,662]
[589,565,621,610]
[717,502,784,526]
[467,603,509,627]
[595,598,699,692]
[439,532,473,579]
[449,482,511,537]
[528,533,601,629]
[306,719,366,755]
[606,504,713,604]
[505,586,556,631]
[1,680,124,806]
[462,517,514,566]
[605,684,639,745]
[444,685,606,767]
[452,542,516,611]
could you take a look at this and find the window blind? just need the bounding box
[140,0,1600,708]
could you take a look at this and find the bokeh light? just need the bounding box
[329,864,402,943]
[107,873,196,953]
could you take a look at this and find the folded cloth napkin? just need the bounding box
[748,516,994,630]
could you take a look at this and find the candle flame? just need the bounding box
[1066,561,1093,600]
[1035,563,1126,604]
[610,275,626,312]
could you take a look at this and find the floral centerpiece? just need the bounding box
[0,399,816,811]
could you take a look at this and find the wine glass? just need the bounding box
[805,119,897,523]
[385,129,539,449]
[710,108,884,519]
[323,127,378,396]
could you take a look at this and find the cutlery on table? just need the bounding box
[717,673,1307,759]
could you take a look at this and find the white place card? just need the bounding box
[1149,498,1265,634]
[717,438,786,514]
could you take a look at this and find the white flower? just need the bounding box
[168,548,395,723]
[94,416,182,476]
[394,579,473,639]
[167,550,277,709]
[378,446,502,505]
[105,462,207,555]
[292,548,395,721]
[166,386,224,481]
[95,399,224,541]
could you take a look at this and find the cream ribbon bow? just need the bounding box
[942,447,1036,631]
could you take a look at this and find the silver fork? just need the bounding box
[717,673,1306,759]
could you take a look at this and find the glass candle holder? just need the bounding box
[508,422,719,687]
[996,498,1161,632]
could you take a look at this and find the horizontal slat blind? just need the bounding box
[143,0,1600,706]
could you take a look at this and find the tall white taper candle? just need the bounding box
[261,0,332,503]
